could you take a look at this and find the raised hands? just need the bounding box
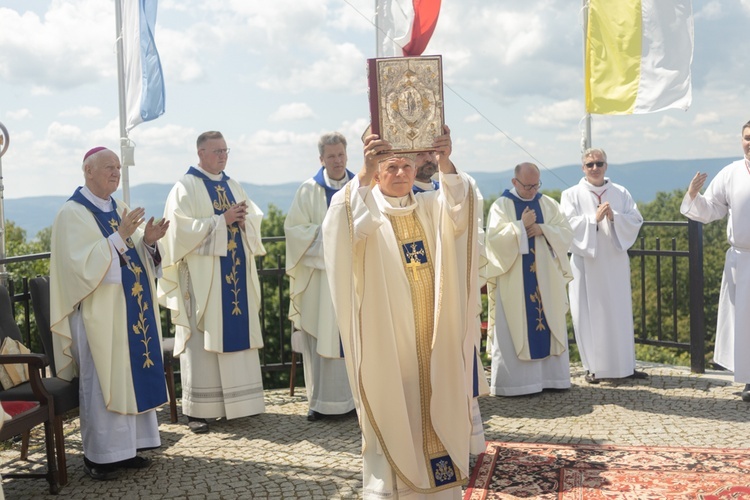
[688,172,708,200]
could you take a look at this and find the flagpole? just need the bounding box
[114,0,131,205]
[582,0,592,152]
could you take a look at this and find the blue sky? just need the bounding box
[1,0,749,199]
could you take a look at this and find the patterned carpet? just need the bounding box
[464,441,750,499]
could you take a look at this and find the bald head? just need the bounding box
[511,162,541,199]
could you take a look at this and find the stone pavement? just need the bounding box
[2,363,749,499]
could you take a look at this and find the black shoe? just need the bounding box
[187,416,209,434]
[628,370,649,380]
[307,410,324,422]
[584,371,599,384]
[115,456,152,469]
[83,457,120,481]
[741,384,750,402]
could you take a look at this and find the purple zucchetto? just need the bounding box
[83,146,109,162]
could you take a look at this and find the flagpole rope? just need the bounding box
[342,0,571,188]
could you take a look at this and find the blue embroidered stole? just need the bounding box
[312,167,353,357]
[69,188,167,412]
[389,211,461,489]
[187,167,251,352]
[312,167,355,207]
[501,190,551,359]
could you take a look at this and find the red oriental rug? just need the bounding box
[464,441,750,499]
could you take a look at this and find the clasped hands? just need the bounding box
[522,207,543,238]
[596,202,614,222]
[118,207,170,246]
[224,201,248,227]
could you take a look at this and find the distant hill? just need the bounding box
[5,157,737,239]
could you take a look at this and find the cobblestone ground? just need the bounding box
[2,363,749,499]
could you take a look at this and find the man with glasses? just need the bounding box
[560,148,646,385]
[323,125,482,498]
[681,120,750,402]
[484,162,573,396]
[158,131,266,433]
[284,132,355,422]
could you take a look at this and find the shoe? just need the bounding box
[187,416,209,434]
[628,370,649,380]
[116,456,152,469]
[83,457,120,481]
[741,384,750,402]
[307,410,324,422]
[584,371,599,384]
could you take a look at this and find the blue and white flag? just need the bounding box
[122,0,165,132]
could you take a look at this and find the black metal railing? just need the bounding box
[0,223,707,377]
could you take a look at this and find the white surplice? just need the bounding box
[561,178,643,379]
[158,166,266,419]
[483,191,573,396]
[285,171,354,415]
[323,171,480,499]
[681,159,750,383]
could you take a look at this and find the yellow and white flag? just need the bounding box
[585,0,694,115]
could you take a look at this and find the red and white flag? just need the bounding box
[376,0,441,57]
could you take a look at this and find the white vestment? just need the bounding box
[484,191,573,396]
[285,171,354,415]
[323,172,480,499]
[158,167,266,419]
[681,159,750,383]
[50,187,162,463]
[561,178,643,379]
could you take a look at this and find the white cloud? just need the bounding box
[526,99,582,129]
[59,106,101,118]
[693,113,721,127]
[270,103,316,122]
[6,109,32,121]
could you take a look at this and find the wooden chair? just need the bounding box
[0,303,59,493]
[21,278,80,486]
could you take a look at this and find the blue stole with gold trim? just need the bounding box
[69,188,167,412]
[312,167,354,207]
[187,167,251,352]
[501,190,551,359]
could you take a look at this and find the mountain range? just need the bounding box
[5,157,736,239]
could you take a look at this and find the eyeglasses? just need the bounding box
[201,148,231,156]
[584,161,606,169]
[514,178,542,190]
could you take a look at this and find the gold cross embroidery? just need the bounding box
[404,242,425,280]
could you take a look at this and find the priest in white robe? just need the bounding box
[51,147,169,480]
[323,125,481,499]
[285,132,355,421]
[158,131,266,433]
[681,120,750,402]
[484,162,573,396]
[561,148,646,383]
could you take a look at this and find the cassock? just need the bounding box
[158,166,266,420]
[484,189,573,396]
[284,168,355,415]
[51,186,166,463]
[681,159,750,383]
[323,171,480,499]
[561,178,643,379]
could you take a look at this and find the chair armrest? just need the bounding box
[0,353,49,369]
[0,353,53,406]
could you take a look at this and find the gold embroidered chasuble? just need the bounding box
[388,212,461,487]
